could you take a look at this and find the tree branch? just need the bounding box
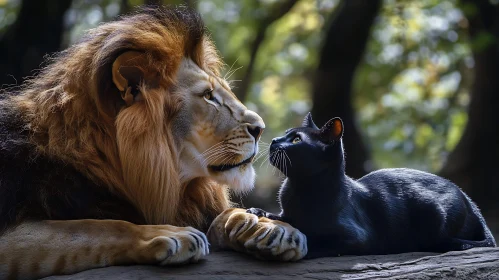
[234,0,299,101]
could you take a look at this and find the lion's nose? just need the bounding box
[247,125,264,141]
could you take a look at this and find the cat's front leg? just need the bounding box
[246,207,282,221]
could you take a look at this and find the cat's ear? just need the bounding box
[320,117,343,143]
[302,112,319,129]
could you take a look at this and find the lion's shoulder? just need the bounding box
[0,99,144,230]
[0,96,33,166]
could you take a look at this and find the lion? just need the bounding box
[0,5,307,280]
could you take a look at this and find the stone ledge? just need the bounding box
[44,247,499,279]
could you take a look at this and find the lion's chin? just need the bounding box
[213,164,256,195]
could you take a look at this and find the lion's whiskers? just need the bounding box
[199,141,226,157]
[253,151,267,163]
[227,80,242,87]
[253,143,270,163]
[203,150,232,165]
[202,147,231,164]
[223,57,240,80]
[219,153,237,169]
[224,65,243,81]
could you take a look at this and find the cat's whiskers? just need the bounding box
[267,148,280,172]
[269,150,276,175]
[275,150,281,176]
[282,151,288,178]
[262,148,277,168]
[269,149,279,174]
[282,150,292,167]
[279,150,286,178]
[258,140,270,146]
[275,149,284,176]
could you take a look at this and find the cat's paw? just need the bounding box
[207,208,307,261]
[142,225,209,265]
[246,207,268,217]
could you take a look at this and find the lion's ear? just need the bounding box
[112,51,158,105]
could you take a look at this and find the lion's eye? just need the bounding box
[292,136,301,144]
[203,89,214,101]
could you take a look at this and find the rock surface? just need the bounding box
[45,247,499,279]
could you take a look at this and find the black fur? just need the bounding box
[248,112,496,258]
[0,95,144,232]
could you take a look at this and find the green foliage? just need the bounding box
[0,0,21,32]
[356,0,471,172]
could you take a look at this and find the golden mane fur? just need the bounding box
[11,6,230,228]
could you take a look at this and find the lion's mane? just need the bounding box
[5,6,230,229]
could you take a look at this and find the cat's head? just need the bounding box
[269,112,344,177]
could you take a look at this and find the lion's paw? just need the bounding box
[225,211,307,261]
[145,226,209,265]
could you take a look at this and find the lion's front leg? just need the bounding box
[207,208,307,261]
[0,219,208,280]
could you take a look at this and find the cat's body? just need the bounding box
[248,113,496,258]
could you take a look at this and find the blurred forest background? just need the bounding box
[0,0,498,239]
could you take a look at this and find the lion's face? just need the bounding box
[173,58,265,193]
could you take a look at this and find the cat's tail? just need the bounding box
[458,189,497,249]
[441,237,496,252]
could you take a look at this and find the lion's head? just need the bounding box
[13,6,264,228]
[171,58,264,191]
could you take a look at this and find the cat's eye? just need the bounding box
[292,136,301,144]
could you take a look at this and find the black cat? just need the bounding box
[248,113,496,258]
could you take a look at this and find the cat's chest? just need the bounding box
[279,182,329,211]
[279,182,336,230]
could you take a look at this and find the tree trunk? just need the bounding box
[439,0,499,237]
[311,0,381,179]
[45,248,499,279]
[0,0,72,86]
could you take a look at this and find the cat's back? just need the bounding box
[356,168,459,196]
